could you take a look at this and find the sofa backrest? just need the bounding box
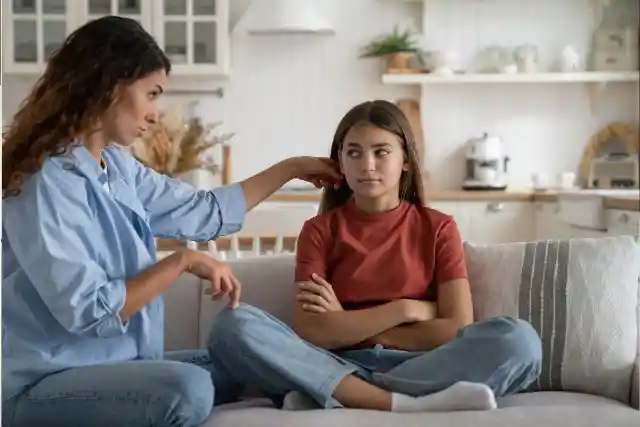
[174,235,640,406]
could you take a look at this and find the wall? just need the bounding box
[2,0,638,190]
[418,0,639,189]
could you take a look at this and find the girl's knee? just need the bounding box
[470,316,542,365]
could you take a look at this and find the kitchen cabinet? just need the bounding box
[534,202,574,240]
[3,0,74,74]
[465,201,535,244]
[3,0,230,77]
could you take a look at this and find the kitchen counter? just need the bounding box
[268,188,639,211]
[603,195,640,211]
[269,189,540,203]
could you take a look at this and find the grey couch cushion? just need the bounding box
[464,236,640,404]
[202,392,640,427]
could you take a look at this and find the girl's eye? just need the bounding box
[376,149,390,156]
[149,91,159,99]
[346,150,360,157]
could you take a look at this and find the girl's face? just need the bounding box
[339,123,408,209]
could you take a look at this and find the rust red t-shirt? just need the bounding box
[295,200,468,310]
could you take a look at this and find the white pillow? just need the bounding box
[464,235,640,404]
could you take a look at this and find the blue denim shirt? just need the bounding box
[2,144,246,402]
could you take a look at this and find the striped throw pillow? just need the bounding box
[464,235,640,404]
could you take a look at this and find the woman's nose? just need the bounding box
[145,112,157,125]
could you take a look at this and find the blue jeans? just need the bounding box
[2,349,244,427]
[208,303,542,409]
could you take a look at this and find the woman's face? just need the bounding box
[102,69,166,146]
[339,123,408,202]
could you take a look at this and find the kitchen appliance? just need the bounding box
[588,152,639,189]
[462,133,509,191]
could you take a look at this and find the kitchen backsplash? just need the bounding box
[2,0,638,190]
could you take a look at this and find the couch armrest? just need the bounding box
[633,356,639,410]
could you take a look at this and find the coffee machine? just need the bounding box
[462,133,509,191]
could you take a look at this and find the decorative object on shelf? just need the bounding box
[559,45,581,72]
[579,122,639,188]
[359,26,421,73]
[477,45,516,74]
[420,49,462,75]
[591,0,639,71]
[513,44,539,73]
[131,103,235,188]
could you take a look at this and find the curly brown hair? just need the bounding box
[319,100,426,213]
[2,16,171,198]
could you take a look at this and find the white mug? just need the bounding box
[558,172,576,190]
[531,172,550,190]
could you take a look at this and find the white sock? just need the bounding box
[281,391,320,411]
[391,382,497,412]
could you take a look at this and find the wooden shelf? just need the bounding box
[382,71,640,85]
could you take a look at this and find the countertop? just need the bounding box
[268,188,639,211]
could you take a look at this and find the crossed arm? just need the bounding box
[291,219,474,352]
[292,276,473,351]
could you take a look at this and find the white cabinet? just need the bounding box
[3,0,230,77]
[534,202,574,240]
[605,209,640,236]
[466,202,535,244]
[430,201,534,244]
[153,0,229,76]
[76,0,154,32]
[3,0,75,74]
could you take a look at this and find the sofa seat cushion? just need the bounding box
[201,392,639,427]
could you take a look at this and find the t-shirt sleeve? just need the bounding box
[434,217,468,284]
[295,219,328,282]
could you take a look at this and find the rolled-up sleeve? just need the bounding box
[3,174,129,338]
[129,157,246,241]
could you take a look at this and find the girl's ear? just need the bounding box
[402,155,409,171]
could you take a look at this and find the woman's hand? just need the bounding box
[287,156,344,189]
[182,250,242,309]
[296,273,343,313]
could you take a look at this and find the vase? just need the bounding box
[386,52,415,71]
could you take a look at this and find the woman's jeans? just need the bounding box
[2,349,244,427]
[208,303,543,409]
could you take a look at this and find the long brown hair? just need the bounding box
[2,16,171,198]
[319,100,426,213]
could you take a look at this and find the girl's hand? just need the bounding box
[183,249,242,309]
[296,273,343,313]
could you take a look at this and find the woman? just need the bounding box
[1,16,341,427]
[209,100,543,412]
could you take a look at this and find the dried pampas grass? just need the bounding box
[131,105,234,176]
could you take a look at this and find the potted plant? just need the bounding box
[360,26,420,72]
[131,104,235,188]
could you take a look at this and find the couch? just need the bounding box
[161,235,640,427]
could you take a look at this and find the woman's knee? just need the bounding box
[208,303,273,350]
[152,361,215,426]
